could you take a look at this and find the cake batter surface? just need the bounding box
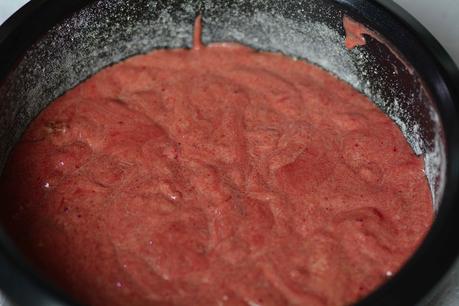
[0,20,432,306]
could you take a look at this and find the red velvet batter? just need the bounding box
[0,23,432,306]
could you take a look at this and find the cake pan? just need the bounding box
[0,0,458,305]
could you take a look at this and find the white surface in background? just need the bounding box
[0,1,458,306]
[394,0,459,65]
[0,0,29,25]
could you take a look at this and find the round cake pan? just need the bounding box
[0,1,458,305]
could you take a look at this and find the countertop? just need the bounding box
[0,0,458,305]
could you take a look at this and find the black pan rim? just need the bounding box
[0,1,458,306]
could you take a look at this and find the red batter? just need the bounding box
[343,16,414,74]
[0,19,432,306]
